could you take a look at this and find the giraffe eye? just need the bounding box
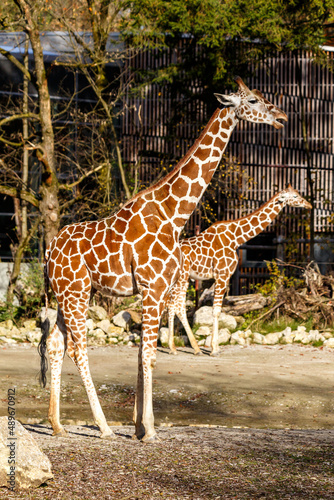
[248,98,258,104]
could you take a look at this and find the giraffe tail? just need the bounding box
[38,249,51,388]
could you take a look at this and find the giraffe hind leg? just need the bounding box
[46,310,68,437]
[64,312,115,439]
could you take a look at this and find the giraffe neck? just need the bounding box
[129,107,238,231]
[227,194,284,248]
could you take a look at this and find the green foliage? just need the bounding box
[253,261,303,297]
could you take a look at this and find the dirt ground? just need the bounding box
[1,343,334,498]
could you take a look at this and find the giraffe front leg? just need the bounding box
[211,266,238,356]
[67,339,115,439]
[211,273,231,356]
[134,293,165,442]
[47,316,67,437]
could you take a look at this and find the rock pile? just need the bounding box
[0,304,333,349]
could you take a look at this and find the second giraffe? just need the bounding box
[168,185,312,355]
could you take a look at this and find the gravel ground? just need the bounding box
[2,424,334,499]
[2,343,334,498]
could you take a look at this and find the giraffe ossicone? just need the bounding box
[38,77,288,442]
[167,185,312,356]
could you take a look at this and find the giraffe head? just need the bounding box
[276,185,312,209]
[214,76,288,129]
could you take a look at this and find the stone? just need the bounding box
[218,313,237,330]
[92,328,106,339]
[106,325,124,338]
[159,327,169,345]
[112,311,132,329]
[280,327,295,344]
[40,307,57,331]
[193,306,213,326]
[294,331,309,343]
[230,331,246,346]
[127,310,142,324]
[204,335,212,347]
[23,319,36,330]
[218,328,231,344]
[108,337,119,344]
[323,331,334,339]
[252,332,265,344]
[195,326,211,338]
[88,305,108,322]
[0,326,12,338]
[324,338,334,348]
[25,329,42,344]
[96,319,112,334]
[0,320,13,331]
[307,330,325,343]
[193,306,237,331]
[86,319,96,331]
[0,417,53,489]
[0,337,17,344]
[263,332,282,345]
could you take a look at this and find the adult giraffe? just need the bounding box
[39,77,287,442]
[167,186,312,356]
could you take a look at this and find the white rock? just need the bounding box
[86,319,96,331]
[0,417,53,489]
[218,313,237,330]
[195,325,211,338]
[294,331,309,343]
[198,339,206,346]
[92,328,106,339]
[88,305,108,322]
[218,328,231,344]
[159,327,169,345]
[230,331,246,346]
[108,337,119,344]
[0,337,17,344]
[23,319,36,330]
[112,311,132,329]
[193,306,237,330]
[106,325,124,338]
[96,319,112,334]
[193,306,213,326]
[323,331,334,339]
[204,335,212,347]
[0,320,13,330]
[296,325,307,333]
[252,332,265,344]
[324,338,334,348]
[263,332,282,345]
[26,329,42,344]
[0,327,12,338]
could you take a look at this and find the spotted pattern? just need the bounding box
[42,78,288,441]
[168,186,311,355]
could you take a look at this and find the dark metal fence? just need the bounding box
[122,41,334,293]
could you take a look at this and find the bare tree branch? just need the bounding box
[0,184,39,208]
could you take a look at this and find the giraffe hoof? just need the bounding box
[169,350,177,355]
[100,430,116,440]
[52,428,68,437]
[194,350,202,356]
[141,433,160,443]
[210,351,220,357]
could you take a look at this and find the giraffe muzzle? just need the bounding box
[273,112,288,129]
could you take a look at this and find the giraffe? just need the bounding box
[38,76,288,442]
[167,185,312,356]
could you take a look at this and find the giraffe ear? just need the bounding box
[214,93,240,108]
